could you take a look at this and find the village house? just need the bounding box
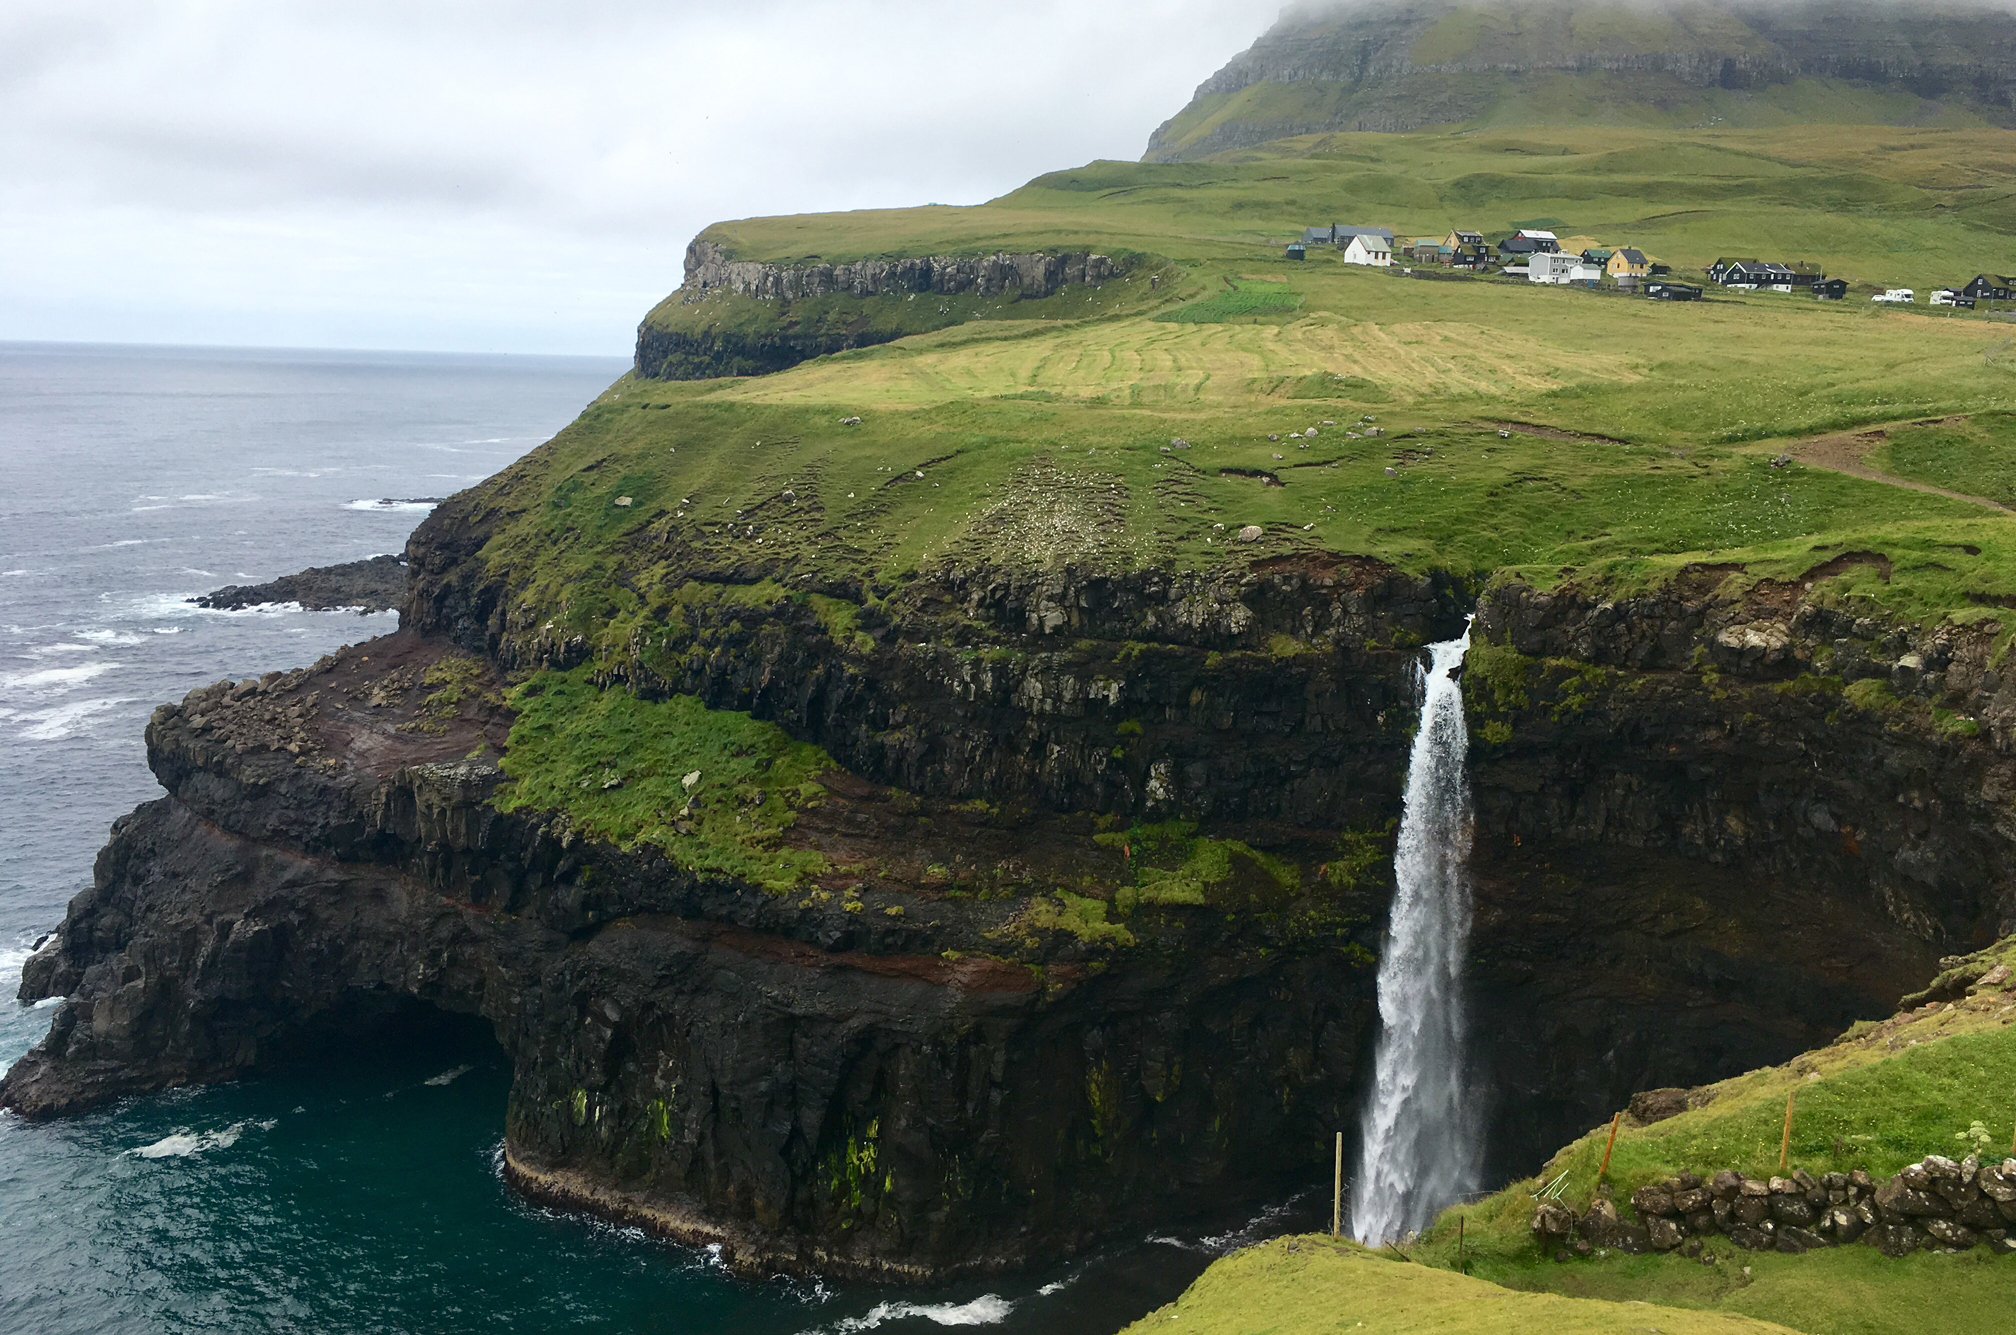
[1581,247,1614,266]
[1496,229,1562,262]
[1341,231,1393,266]
[1443,229,1492,266]
[1960,274,2016,304]
[1709,259,1824,292]
[1408,238,1455,263]
[1607,248,1650,279]
[1301,224,1396,250]
[1529,252,1603,286]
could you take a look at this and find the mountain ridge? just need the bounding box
[1147,0,2016,158]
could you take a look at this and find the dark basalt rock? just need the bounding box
[13,475,2016,1279]
[194,554,407,614]
[635,243,1123,381]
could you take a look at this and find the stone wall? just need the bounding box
[1533,1155,2016,1259]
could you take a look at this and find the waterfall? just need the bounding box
[1352,622,1480,1244]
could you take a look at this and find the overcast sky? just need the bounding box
[1,1,1275,356]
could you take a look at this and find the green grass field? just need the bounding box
[1379,936,2016,1335]
[1119,1235,1802,1334]
[688,125,2016,298]
[1134,938,2016,1335]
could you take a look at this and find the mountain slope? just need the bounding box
[1146,0,2016,159]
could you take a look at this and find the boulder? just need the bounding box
[1986,1230,2016,1256]
[1924,1218,1979,1249]
[1867,1222,1927,1257]
[1923,1155,1962,1182]
[1631,1184,1677,1218]
[1672,1186,1710,1214]
[1849,1169,1875,1190]
[1647,1216,1685,1251]
[1687,1211,1719,1237]
[1579,1197,1621,1243]
[1978,1164,2016,1203]
[1236,525,1264,542]
[1531,1200,1577,1239]
[1738,1176,1772,1197]
[1770,1195,1817,1227]
[1827,1206,1866,1244]
[1734,1195,1772,1227]
[1709,1170,1744,1199]
[1876,1177,1953,1219]
[1627,1087,1690,1125]
[1610,1221,1655,1255]
[1725,1224,1771,1251]
[1710,1198,1734,1228]
[1958,1196,2005,1230]
[1778,1225,1829,1253]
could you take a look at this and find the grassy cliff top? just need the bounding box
[478,234,2016,665]
[692,126,2016,294]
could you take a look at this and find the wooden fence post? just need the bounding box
[1780,1088,1796,1174]
[1333,1132,1343,1238]
[1598,1112,1621,1180]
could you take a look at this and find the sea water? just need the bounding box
[1352,626,1481,1244]
[0,342,1285,1334]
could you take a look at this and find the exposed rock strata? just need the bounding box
[10,497,2016,1278]
[633,241,1120,380]
[0,629,1383,1280]
[678,240,1117,305]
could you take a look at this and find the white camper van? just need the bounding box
[1871,289,1915,304]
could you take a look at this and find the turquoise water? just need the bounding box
[0,343,1288,1334]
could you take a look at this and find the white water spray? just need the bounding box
[1353,623,1480,1243]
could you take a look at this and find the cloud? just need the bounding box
[0,0,1273,354]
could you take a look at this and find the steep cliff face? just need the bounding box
[1146,0,2016,157]
[633,241,1124,381]
[9,474,2010,1277]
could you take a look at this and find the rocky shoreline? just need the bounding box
[193,553,406,614]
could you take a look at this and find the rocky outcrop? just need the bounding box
[1534,1156,2016,1259]
[633,242,1122,380]
[1145,0,2016,157]
[194,554,407,614]
[0,628,1384,1280]
[677,240,1118,305]
[15,460,2016,1280]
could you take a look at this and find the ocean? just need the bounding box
[0,343,1293,1334]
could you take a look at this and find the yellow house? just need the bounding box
[1608,247,1650,278]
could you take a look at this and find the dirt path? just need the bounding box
[1782,417,2011,513]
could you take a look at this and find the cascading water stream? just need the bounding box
[1352,622,1480,1243]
